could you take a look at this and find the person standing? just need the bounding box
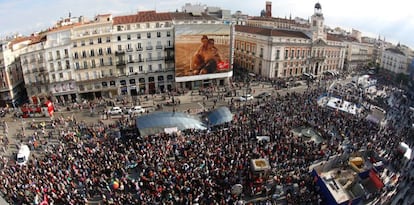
[191,35,210,75]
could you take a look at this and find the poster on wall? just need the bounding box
[175,24,231,80]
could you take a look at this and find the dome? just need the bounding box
[315,2,322,9]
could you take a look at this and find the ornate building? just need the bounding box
[0,37,30,106]
[380,46,410,75]
[234,2,346,79]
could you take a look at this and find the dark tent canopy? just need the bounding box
[135,107,233,136]
[206,106,233,127]
[136,111,206,136]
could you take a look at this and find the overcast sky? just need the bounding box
[1,0,413,48]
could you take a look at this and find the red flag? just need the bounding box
[217,61,229,70]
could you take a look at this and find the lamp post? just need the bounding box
[172,95,175,112]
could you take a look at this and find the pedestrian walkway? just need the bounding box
[0,195,8,205]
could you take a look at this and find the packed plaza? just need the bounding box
[0,70,412,205]
[0,1,413,205]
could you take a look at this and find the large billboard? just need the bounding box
[175,24,232,81]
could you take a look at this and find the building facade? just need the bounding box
[380,47,410,75]
[0,38,29,107]
[235,26,312,78]
[16,10,234,103]
[340,38,374,71]
[46,24,77,103]
[234,2,346,79]
[70,14,116,100]
[20,36,47,104]
[112,11,175,96]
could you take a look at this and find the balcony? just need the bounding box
[146,46,153,50]
[31,80,49,86]
[116,60,126,66]
[38,67,46,72]
[164,45,174,50]
[136,47,143,51]
[147,57,164,62]
[165,56,175,62]
[126,48,133,52]
[115,51,125,56]
[156,45,163,50]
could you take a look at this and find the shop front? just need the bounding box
[148,77,155,94]
[52,82,78,103]
[158,76,165,93]
[120,80,127,95]
[139,78,146,94]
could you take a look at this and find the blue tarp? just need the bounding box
[135,107,233,136]
[136,112,206,136]
[206,106,233,127]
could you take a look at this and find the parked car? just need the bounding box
[128,106,146,114]
[107,106,123,115]
[16,144,30,166]
[302,72,316,81]
[238,94,254,101]
[256,92,271,98]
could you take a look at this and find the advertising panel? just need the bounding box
[175,24,231,80]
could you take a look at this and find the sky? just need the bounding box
[1,0,413,48]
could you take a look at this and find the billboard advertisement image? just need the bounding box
[175,24,231,79]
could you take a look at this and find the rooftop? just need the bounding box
[113,11,172,25]
[327,33,343,42]
[235,25,310,39]
[385,47,405,56]
[170,12,219,21]
[248,16,310,28]
[319,168,356,204]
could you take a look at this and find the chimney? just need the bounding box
[266,1,272,17]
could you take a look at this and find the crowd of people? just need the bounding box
[0,77,412,204]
